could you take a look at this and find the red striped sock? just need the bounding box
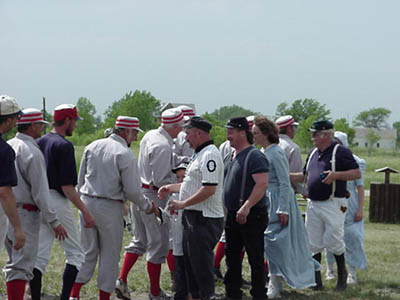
[6,279,26,300]
[70,282,84,299]
[214,241,225,268]
[166,250,176,272]
[99,290,110,300]
[119,253,140,283]
[147,261,161,296]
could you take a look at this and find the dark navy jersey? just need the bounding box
[37,133,77,197]
[224,146,269,212]
[0,134,17,187]
[304,142,359,201]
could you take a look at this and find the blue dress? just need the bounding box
[263,144,317,289]
[326,155,368,269]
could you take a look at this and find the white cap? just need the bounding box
[246,115,255,128]
[177,105,195,121]
[334,131,348,148]
[17,108,49,125]
[276,115,298,129]
[161,108,184,125]
[0,95,21,116]
[115,116,143,132]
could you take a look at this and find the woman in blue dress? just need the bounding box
[252,116,316,298]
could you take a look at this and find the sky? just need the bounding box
[1,0,399,126]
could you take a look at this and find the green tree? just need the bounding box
[104,90,161,131]
[293,115,318,151]
[393,121,400,148]
[353,107,391,129]
[275,98,331,122]
[75,97,99,136]
[365,129,380,155]
[208,105,257,124]
[334,118,356,146]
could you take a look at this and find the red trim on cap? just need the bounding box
[277,118,294,128]
[17,112,45,124]
[53,107,79,121]
[181,109,195,117]
[162,112,184,124]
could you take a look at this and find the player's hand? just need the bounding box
[354,208,363,222]
[158,185,172,200]
[13,228,26,250]
[53,224,68,241]
[278,213,289,227]
[321,171,335,184]
[236,204,250,225]
[82,210,95,228]
[168,200,184,213]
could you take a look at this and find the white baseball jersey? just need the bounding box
[173,131,194,157]
[180,142,224,218]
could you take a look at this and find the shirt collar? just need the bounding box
[195,140,214,153]
[16,132,40,149]
[158,127,174,145]
[109,133,128,147]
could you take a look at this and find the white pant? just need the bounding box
[0,205,8,252]
[75,196,124,293]
[305,197,347,255]
[35,190,85,273]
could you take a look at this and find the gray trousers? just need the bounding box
[75,196,124,293]
[124,189,170,264]
[4,207,40,282]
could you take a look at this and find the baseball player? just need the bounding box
[5,108,68,300]
[30,104,95,300]
[69,116,155,300]
[291,120,361,291]
[172,105,195,157]
[0,95,26,299]
[275,115,305,194]
[116,108,185,300]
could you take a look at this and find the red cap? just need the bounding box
[53,104,82,122]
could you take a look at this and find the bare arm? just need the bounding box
[354,185,365,222]
[236,172,268,224]
[0,186,25,250]
[322,168,361,184]
[290,172,305,183]
[168,185,216,211]
[61,185,95,228]
[158,183,182,200]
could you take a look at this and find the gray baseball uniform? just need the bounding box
[75,133,151,293]
[5,133,60,282]
[173,131,193,157]
[124,127,176,264]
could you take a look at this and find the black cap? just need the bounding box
[184,116,212,133]
[309,120,334,132]
[225,117,249,131]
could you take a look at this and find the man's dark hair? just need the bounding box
[17,123,32,133]
[246,130,254,145]
[279,127,288,135]
[0,113,19,125]
[52,119,66,127]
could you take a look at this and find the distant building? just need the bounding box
[160,102,196,113]
[353,128,397,149]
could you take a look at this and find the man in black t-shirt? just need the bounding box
[223,117,269,300]
[30,104,95,300]
[291,120,360,292]
[0,95,26,299]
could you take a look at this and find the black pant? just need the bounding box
[174,255,188,300]
[224,209,268,300]
[182,210,224,299]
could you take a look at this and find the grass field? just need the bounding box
[0,146,399,299]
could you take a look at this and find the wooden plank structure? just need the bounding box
[369,166,400,223]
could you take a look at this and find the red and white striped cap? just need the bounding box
[17,108,49,125]
[177,105,195,117]
[161,108,184,125]
[115,116,143,132]
[246,115,255,129]
[276,115,298,129]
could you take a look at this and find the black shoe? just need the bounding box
[214,268,224,280]
[312,271,323,291]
